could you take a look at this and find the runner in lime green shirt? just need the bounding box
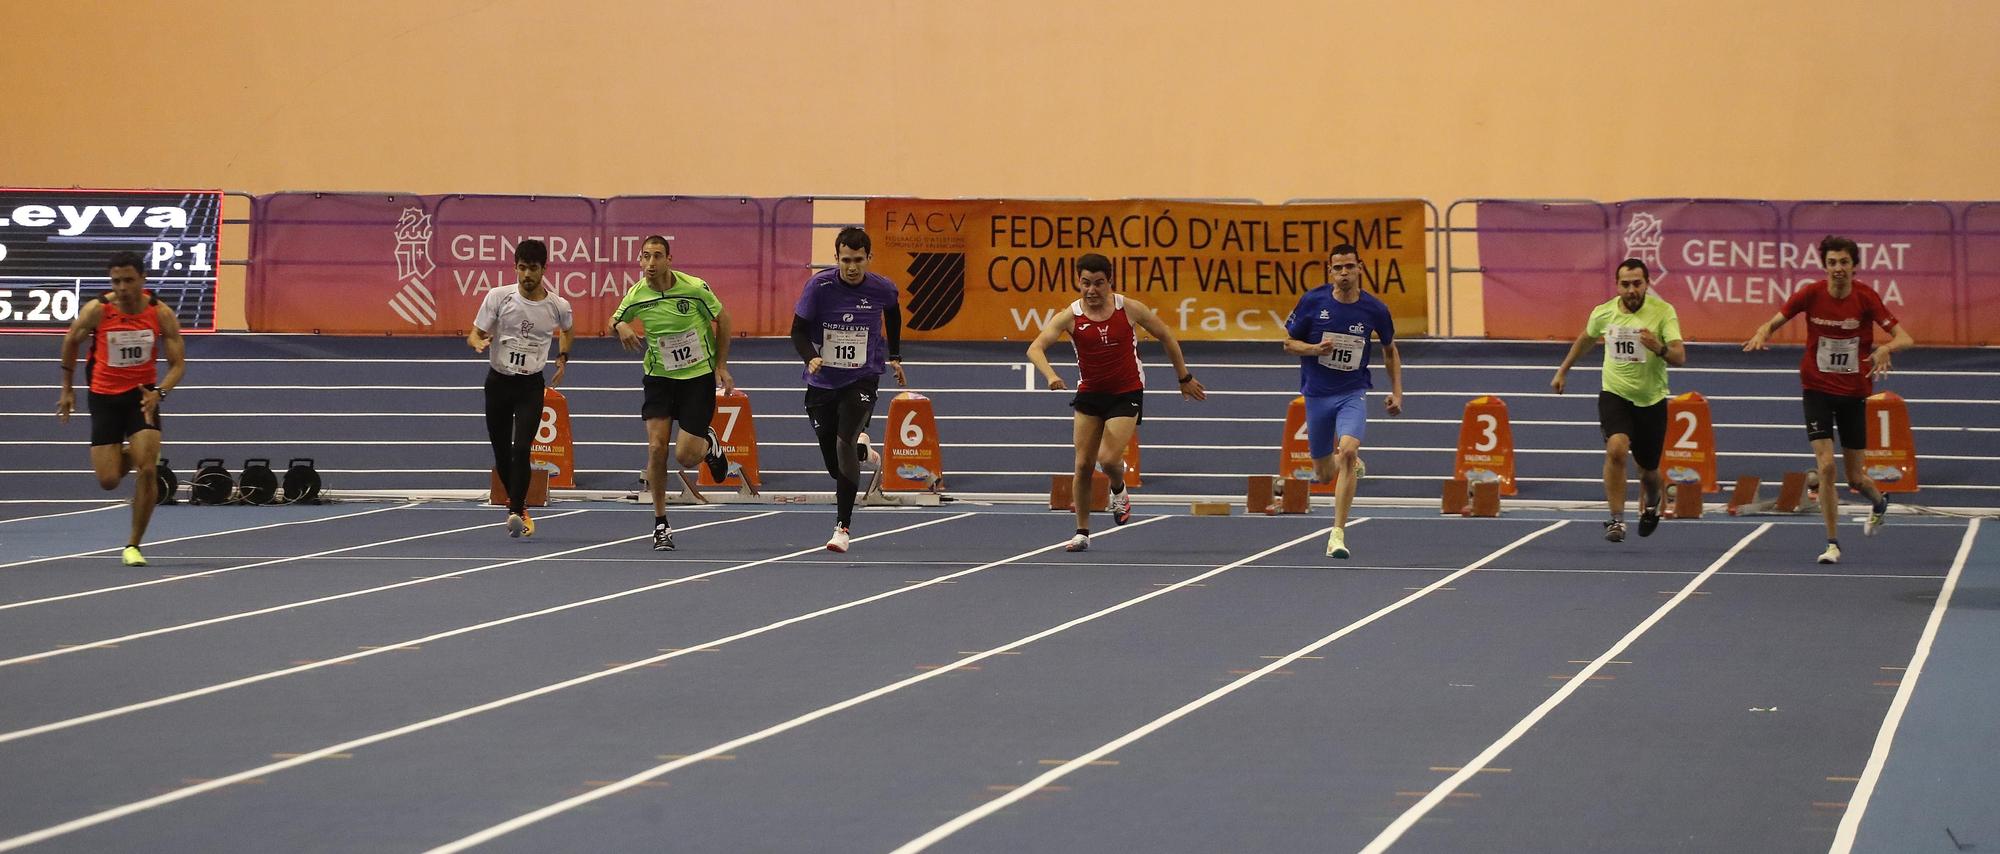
[609,235,736,551]
[1552,258,1686,543]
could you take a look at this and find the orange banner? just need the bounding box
[867,198,1427,341]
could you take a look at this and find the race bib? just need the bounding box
[500,338,547,374]
[1317,331,1366,371]
[1816,335,1860,374]
[657,328,707,372]
[105,329,155,368]
[1606,326,1646,364]
[821,326,868,369]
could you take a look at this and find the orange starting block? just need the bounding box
[1663,483,1703,519]
[1724,471,1811,515]
[1049,473,1112,512]
[1440,477,1501,517]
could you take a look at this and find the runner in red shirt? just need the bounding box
[1743,235,1914,564]
[1027,253,1205,552]
[57,252,188,566]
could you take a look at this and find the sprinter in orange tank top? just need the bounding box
[57,251,187,566]
[1027,253,1205,553]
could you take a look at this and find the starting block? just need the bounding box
[1441,478,1468,515]
[1191,502,1232,516]
[1442,478,1500,516]
[1663,483,1703,519]
[1469,480,1501,516]
[488,468,550,508]
[1724,471,1811,516]
[1247,476,1275,514]
[1049,474,1111,512]
[1281,478,1311,514]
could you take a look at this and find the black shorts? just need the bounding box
[641,373,717,436]
[1803,389,1868,450]
[803,376,881,423]
[1598,391,1667,471]
[88,388,160,447]
[1070,390,1144,423]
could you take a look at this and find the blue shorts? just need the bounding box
[1304,390,1368,458]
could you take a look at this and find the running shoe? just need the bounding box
[1065,532,1090,553]
[1865,496,1888,536]
[1603,519,1627,543]
[703,429,729,481]
[654,522,675,552]
[1326,526,1349,559]
[1109,490,1132,525]
[1638,489,1664,537]
[826,526,851,553]
[507,512,524,538]
[1817,542,1841,565]
[521,512,535,538]
[121,546,147,567]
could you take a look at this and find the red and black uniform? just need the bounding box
[1069,294,1145,421]
[1781,280,1900,449]
[87,293,164,446]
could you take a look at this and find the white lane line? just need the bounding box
[1358,523,1773,854]
[429,517,1352,854]
[0,504,417,570]
[0,503,123,525]
[890,519,1564,854]
[0,509,598,660]
[0,511,1023,851]
[1831,518,1982,853]
[0,509,591,614]
[0,511,788,746]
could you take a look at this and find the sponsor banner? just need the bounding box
[866,198,1428,341]
[1479,200,1989,345]
[248,194,807,335]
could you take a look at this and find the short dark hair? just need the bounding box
[835,226,871,255]
[106,251,145,274]
[1819,235,1861,264]
[1328,243,1360,260]
[1076,253,1113,278]
[1616,258,1650,278]
[515,239,549,266]
[642,234,671,253]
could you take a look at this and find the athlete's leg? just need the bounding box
[1811,437,1840,540]
[1071,412,1106,532]
[1603,433,1632,520]
[830,386,878,529]
[125,428,161,547]
[505,382,540,515]
[646,417,676,518]
[1097,415,1136,485]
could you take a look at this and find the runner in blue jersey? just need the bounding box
[791,226,907,553]
[1281,243,1404,559]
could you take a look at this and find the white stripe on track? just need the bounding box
[0,512,781,745]
[430,516,1346,854]
[0,503,123,525]
[1830,518,1982,853]
[0,503,417,570]
[890,519,1563,854]
[0,511,1003,851]
[0,509,597,657]
[1358,522,1773,853]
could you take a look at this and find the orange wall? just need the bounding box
[8,1,1997,202]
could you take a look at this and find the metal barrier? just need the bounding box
[1284,197,1442,335]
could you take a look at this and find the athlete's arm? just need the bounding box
[1282,335,1334,357]
[1381,341,1403,416]
[466,327,490,351]
[550,327,574,389]
[55,300,106,422]
[149,305,187,421]
[1127,299,1205,401]
[885,299,906,387]
[1742,312,1789,351]
[1645,333,1686,367]
[1550,331,1596,394]
[710,302,736,396]
[1871,322,1915,379]
[1025,309,1074,390]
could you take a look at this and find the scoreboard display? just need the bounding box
[0,188,222,332]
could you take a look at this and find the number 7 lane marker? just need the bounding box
[891,519,1568,854]
[430,517,1351,854]
[1358,523,1772,854]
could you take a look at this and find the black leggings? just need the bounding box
[804,377,880,528]
[485,369,545,513]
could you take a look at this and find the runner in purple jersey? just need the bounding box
[791,226,908,553]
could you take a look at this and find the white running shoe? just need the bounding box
[1326,526,1349,559]
[1065,533,1089,552]
[507,513,524,538]
[826,526,851,553]
[1109,490,1132,525]
[1817,543,1841,565]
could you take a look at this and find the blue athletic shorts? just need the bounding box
[1304,390,1368,458]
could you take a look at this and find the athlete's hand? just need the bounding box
[56,389,74,423]
[717,367,738,396]
[1742,329,1770,351]
[1638,329,1663,353]
[889,359,907,388]
[1314,340,1336,356]
[1045,376,1067,391]
[1550,371,1567,394]
[1870,346,1894,379]
[1179,376,1206,401]
[141,388,161,422]
[469,337,489,354]
[615,322,643,353]
[549,361,566,389]
[1385,392,1404,416]
[806,357,823,374]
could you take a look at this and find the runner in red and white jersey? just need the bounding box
[1744,235,1914,564]
[1027,253,1205,552]
[57,251,187,566]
